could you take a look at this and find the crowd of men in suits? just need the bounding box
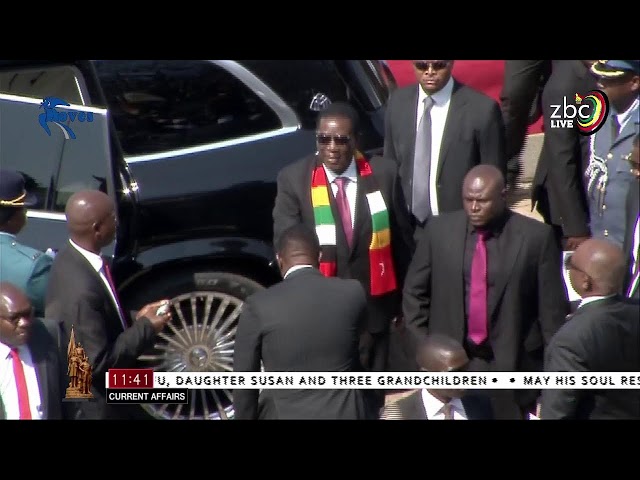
[0,59,638,420]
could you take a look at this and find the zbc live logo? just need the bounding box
[38,96,94,140]
[549,89,610,136]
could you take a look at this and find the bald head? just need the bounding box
[570,239,626,295]
[462,165,507,227]
[0,282,33,347]
[65,190,117,252]
[417,334,468,372]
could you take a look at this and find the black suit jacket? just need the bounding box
[272,154,414,333]
[623,183,639,298]
[541,296,640,419]
[232,268,371,420]
[383,80,507,217]
[44,244,156,419]
[403,210,569,404]
[0,319,62,420]
[532,60,596,237]
[380,390,493,420]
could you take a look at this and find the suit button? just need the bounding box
[604,230,609,236]
[11,242,16,246]
[607,153,613,159]
[602,204,606,210]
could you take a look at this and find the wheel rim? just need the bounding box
[137,291,242,420]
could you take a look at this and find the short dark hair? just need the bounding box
[276,224,320,257]
[316,101,360,135]
[0,207,19,226]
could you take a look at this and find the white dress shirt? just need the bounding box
[283,264,313,279]
[69,239,126,329]
[629,215,640,297]
[415,77,454,216]
[323,157,358,229]
[421,388,467,420]
[578,294,617,309]
[0,342,44,419]
[614,97,639,134]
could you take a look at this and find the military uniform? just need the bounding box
[0,169,52,317]
[585,60,640,248]
[0,233,52,317]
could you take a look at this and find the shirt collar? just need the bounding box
[578,294,617,309]
[69,239,103,273]
[0,341,28,360]
[418,76,455,107]
[323,157,358,184]
[283,264,314,279]
[421,388,464,419]
[613,97,639,126]
[467,210,510,237]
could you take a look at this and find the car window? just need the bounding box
[238,60,350,130]
[0,65,88,105]
[93,60,283,157]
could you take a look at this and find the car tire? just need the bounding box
[124,269,264,420]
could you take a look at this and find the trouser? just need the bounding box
[359,330,390,417]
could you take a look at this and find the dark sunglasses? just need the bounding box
[413,61,450,71]
[316,134,351,146]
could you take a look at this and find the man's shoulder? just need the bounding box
[508,211,551,235]
[0,239,47,263]
[278,154,315,180]
[454,81,500,109]
[388,84,417,105]
[367,155,398,177]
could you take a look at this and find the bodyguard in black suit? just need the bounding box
[45,190,172,419]
[532,61,598,250]
[0,282,62,420]
[233,224,371,420]
[273,102,414,381]
[403,165,569,419]
[383,60,506,231]
[541,239,640,419]
[380,334,493,420]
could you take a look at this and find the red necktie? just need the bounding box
[102,261,128,329]
[10,348,32,420]
[334,177,353,248]
[468,230,488,344]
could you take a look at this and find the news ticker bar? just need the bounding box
[105,371,640,390]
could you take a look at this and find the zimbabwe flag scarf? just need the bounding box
[311,151,397,296]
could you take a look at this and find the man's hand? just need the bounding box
[564,236,590,251]
[136,299,172,333]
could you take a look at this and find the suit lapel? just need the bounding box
[350,171,372,258]
[436,81,467,181]
[28,335,49,420]
[399,87,420,203]
[610,104,639,150]
[405,391,427,419]
[488,217,523,319]
[449,214,468,333]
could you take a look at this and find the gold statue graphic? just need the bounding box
[64,326,94,400]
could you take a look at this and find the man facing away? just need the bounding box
[403,164,568,419]
[380,334,493,420]
[233,224,372,420]
[541,239,640,420]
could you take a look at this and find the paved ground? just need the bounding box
[385,132,545,405]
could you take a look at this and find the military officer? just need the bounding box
[0,169,52,317]
[585,60,640,249]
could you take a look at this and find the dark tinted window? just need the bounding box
[93,60,282,156]
[238,60,350,130]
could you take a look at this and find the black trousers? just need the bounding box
[359,330,390,416]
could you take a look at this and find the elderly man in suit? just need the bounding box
[45,190,172,419]
[0,169,52,318]
[403,164,569,419]
[233,224,372,420]
[0,282,62,420]
[381,334,493,420]
[383,60,506,236]
[585,60,640,249]
[272,101,414,413]
[541,239,640,419]
[623,132,639,298]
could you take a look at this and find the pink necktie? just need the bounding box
[10,348,32,419]
[334,177,353,248]
[468,230,488,344]
[102,261,128,329]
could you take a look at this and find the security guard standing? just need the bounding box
[585,60,640,249]
[0,169,52,317]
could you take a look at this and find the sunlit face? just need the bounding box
[413,60,454,95]
[316,116,355,175]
